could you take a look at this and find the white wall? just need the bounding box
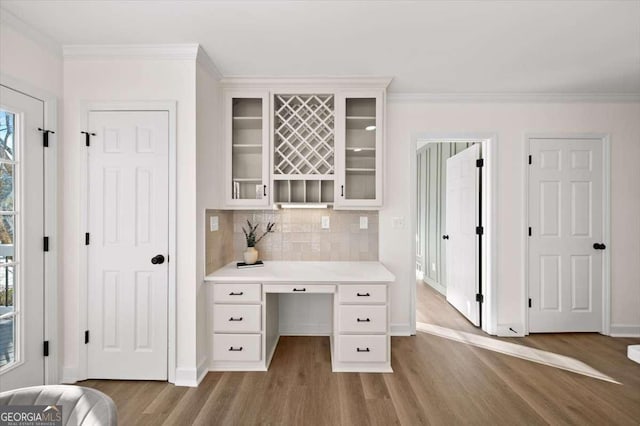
[195,61,222,380]
[62,58,199,381]
[381,101,640,336]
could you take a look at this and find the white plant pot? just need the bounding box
[243,247,259,265]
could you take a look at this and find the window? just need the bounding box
[0,110,18,370]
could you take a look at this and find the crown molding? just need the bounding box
[387,92,640,103]
[62,43,201,60]
[220,76,393,89]
[196,45,223,80]
[0,7,62,57]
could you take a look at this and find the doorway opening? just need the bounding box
[411,134,497,336]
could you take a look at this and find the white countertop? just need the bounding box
[205,261,395,284]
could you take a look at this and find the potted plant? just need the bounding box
[242,220,275,264]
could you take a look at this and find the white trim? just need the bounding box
[410,133,498,336]
[388,92,640,103]
[390,323,412,336]
[422,277,446,296]
[610,324,640,338]
[77,101,177,383]
[221,76,393,90]
[63,44,200,60]
[196,46,223,80]
[523,133,611,336]
[0,80,60,386]
[0,7,62,57]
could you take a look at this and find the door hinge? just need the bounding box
[476,226,484,235]
[476,158,484,168]
[44,236,49,252]
[85,233,90,245]
[528,227,532,236]
[81,131,96,147]
[528,298,532,308]
[43,340,49,357]
[84,330,89,344]
[528,155,532,165]
[37,128,55,147]
[476,293,484,303]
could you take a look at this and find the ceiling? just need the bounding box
[2,0,639,94]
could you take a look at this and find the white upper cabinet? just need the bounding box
[224,89,271,207]
[334,91,384,208]
[222,81,387,209]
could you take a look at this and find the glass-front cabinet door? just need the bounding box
[335,91,383,207]
[224,90,270,207]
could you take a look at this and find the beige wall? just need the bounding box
[205,210,234,275]
[204,209,379,271]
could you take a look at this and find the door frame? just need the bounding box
[410,132,498,335]
[523,133,611,335]
[0,75,58,386]
[77,101,177,382]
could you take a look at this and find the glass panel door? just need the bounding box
[344,98,377,201]
[0,110,18,370]
[231,97,266,201]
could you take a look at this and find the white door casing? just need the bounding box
[528,138,604,332]
[0,86,45,391]
[87,110,169,379]
[445,144,481,326]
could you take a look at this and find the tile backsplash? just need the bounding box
[205,209,378,272]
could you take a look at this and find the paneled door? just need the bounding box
[0,86,45,391]
[87,111,169,379]
[445,144,481,327]
[528,137,604,332]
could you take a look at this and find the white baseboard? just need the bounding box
[496,323,525,337]
[610,324,640,337]
[196,357,208,385]
[390,323,412,336]
[61,366,78,384]
[279,323,332,336]
[174,365,200,387]
[422,277,446,295]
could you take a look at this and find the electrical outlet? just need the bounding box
[359,216,368,229]
[321,216,330,229]
[431,262,436,272]
[210,216,219,232]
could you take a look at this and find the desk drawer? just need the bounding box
[213,305,261,333]
[338,335,387,363]
[339,285,386,304]
[214,283,261,303]
[263,284,335,294]
[339,306,387,333]
[213,334,261,361]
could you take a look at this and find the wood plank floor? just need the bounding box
[80,282,640,425]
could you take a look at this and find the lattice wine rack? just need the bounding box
[273,94,335,176]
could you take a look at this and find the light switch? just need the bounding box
[392,216,405,229]
[210,216,219,232]
[359,216,368,229]
[321,216,330,229]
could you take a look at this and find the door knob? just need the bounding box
[442,235,449,240]
[151,254,165,264]
[593,243,606,250]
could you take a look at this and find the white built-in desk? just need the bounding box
[205,261,395,373]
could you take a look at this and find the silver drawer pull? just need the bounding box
[229,292,244,296]
[293,288,306,292]
[229,317,243,321]
[356,347,370,353]
[357,318,371,322]
[356,292,370,297]
[229,346,243,351]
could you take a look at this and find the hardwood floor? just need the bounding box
[80,282,640,425]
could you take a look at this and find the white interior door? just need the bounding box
[528,138,604,332]
[445,144,480,326]
[0,86,45,391]
[87,110,169,380]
